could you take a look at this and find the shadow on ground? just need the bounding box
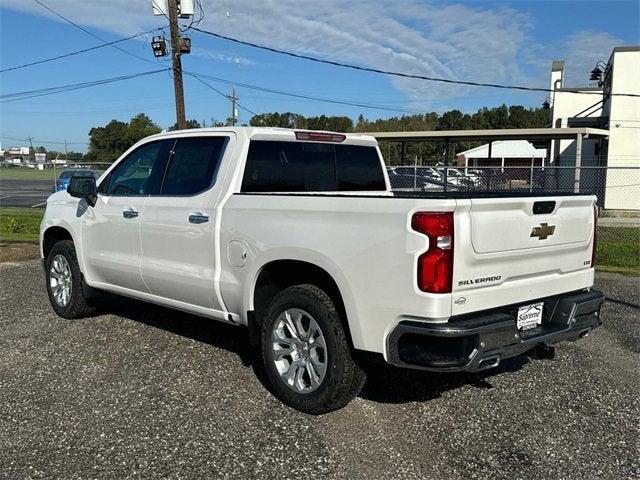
[358,356,530,404]
[94,294,534,407]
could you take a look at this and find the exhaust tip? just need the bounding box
[478,355,500,370]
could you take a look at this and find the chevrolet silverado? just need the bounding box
[40,127,605,414]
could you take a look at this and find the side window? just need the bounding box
[241,141,303,192]
[241,141,335,192]
[106,141,169,196]
[241,141,386,192]
[161,137,227,195]
[336,145,386,191]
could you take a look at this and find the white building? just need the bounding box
[457,140,547,169]
[550,46,639,210]
[3,146,31,164]
[451,46,638,211]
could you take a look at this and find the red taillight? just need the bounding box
[411,212,454,293]
[591,205,598,267]
[294,131,346,143]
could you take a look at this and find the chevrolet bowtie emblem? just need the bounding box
[531,223,556,240]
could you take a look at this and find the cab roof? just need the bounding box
[146,126,379,147]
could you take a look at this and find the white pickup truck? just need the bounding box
[40,127,604,414]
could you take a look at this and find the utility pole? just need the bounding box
[167,0,186,129]
[230,88,238,126]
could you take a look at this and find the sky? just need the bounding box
[0,0,638,152]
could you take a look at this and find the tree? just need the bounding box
[249,112,306,128]
[45,150,83,161]
[125,113,162,146]
[484,104,510,129]
[86,113,161,163]
[85,119,128,163]
[437,110,471,130]
[306,115,354,132]
[209,118,226,127]
[168,119,201,131]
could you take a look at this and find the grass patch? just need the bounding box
[596,227,640,275]
[596,240,639,271]
[595,265,640,275]
[0,168,59,180]
[594,226,639,274]
[0,207,44,243]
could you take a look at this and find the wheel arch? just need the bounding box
[42,225,75,259]
[246,253,362,350]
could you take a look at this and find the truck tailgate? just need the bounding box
[452,195,596,316]
[470,197,593,253]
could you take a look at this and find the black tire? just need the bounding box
[45,240,96,319]
[260,284,366,414]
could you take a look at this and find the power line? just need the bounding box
[191,26,640,99]
[0,28,164,74]
[186,71,425,114]
[187,73,259,117]
[1,105,178,115]
[33,0,161,67]
[1,134,88,145]
[0,69,170,103]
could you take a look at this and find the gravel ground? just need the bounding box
[0,261,638,480]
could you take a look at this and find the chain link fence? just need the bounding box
[386,164,639,203]
[386,162,640,269]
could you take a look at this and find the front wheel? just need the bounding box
[45,240,96,319]
[260,284,366,414]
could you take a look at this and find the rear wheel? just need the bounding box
[260,284,366,414]
[45,240,96,319]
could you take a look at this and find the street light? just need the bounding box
[151,36,168,57]
[589,61,608,87]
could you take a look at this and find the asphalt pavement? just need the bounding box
[0,179,53,208]
[0,261,638,479]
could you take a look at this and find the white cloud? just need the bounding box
[1,0,626,108]
[189,47,255,66]
[523,30,625,91]
[557,31,624,86]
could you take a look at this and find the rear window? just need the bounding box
[241,140,386,192]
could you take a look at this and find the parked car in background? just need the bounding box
[389,166,458,191]
[444,168,477,188]
[55,169,100,192]
[392,166,442,180]
[388,173,452,191]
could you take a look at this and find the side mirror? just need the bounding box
[67,176,97,207]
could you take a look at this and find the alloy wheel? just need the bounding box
[271,308,328,393]
[49,254,72,307]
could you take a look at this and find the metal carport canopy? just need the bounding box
[370,127,609,142]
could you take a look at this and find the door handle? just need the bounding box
[122,208,138,219]
[189,213,209,224]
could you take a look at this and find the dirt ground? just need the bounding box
[0,242,40,263]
